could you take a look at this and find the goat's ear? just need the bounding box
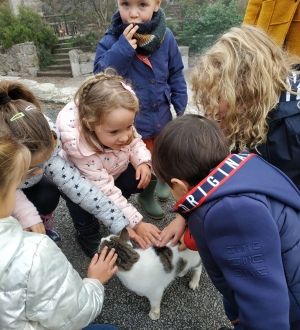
[119,227,129,242]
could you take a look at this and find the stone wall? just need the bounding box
[0,42,39,77]
[69,46,189,77]
[69,49,95,77]
[8,0,43,15]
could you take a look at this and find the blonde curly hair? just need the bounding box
[191,24,299,152]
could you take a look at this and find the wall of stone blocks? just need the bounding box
[0,42,39,77]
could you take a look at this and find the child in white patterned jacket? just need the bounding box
[0,80,149,258]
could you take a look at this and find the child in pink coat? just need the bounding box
[56,70,162,247]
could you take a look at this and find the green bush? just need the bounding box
[173,0,243,52]
[0,3,58,69]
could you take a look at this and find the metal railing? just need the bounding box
[43,14,78,37]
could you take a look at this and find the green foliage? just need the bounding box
[38,44,56,70]
[73,30,98,49]
[0,3,58,69]
[173,0,243,52]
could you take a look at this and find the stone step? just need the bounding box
[53,47,74,53]
[54,42,76,49]
[46,64,71,71]
[53,58,70,65]
[37,70,73,77]
[53,53,69,59]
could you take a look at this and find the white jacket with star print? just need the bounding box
[12,116,129,234]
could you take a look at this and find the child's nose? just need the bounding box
[119,134,129,143]
[130,8,139,18]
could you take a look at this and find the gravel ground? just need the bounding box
[41,102,231,330]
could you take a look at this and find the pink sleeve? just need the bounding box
[129,132,152,169]
[12,189,43,229]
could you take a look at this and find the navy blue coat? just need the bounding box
[94,28,187,139]
[176,154,300,329]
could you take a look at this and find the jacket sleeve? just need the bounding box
[200,196,290,330]
[57,153,143,229]
[12,189,42,229]
[167,31,187,115]
[45,155,130,234]
[93,33,137,76]
[26,236,104,330]
[129,132,151,169]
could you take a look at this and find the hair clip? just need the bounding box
[0,96,11,105]
[24,105,37,111]
[120,82,136,95]
[10,112,25,121]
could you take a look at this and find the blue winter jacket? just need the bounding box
[175,153,300,330]
[93,28,188,139]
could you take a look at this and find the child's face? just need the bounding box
[26,149,52,179]
[1,168,24,218]
[94,107,135,150]
[118,0,161,24]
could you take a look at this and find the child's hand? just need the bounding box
[136,164,151,188]
[88,246,118,284]
[135,221,162,247]
[123,24,139,49]
[126,227,148,249]
[178,233,187,251]
[159,214,186,247]
[25,223,46,234]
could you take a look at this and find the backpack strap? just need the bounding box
[174,153,256,214]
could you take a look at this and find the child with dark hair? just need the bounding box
[152,114,300,330]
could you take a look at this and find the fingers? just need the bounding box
[89,253,99,267]
[111,265,118,276]
[178,242,187,251]
[123,24,139,38]
[132,234,148,249]
[98,246,108,262]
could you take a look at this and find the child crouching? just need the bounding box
[152,114,300,330]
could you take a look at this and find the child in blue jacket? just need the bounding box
[93,0,188,219]
[152,114,300,330]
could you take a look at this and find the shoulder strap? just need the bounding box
[174,153,256,213]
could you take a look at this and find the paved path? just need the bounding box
[2,75,230,330]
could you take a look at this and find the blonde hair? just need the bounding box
[75,69,139,153]
[0,130,31,198]
[191,24,300,152]
[0,80,54,156]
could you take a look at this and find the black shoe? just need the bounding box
[74,220,102,258]
[218,327,233,330]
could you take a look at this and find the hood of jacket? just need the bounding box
[175,153,300,214]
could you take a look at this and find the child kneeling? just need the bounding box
[152,114,300,330]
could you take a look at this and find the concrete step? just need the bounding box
[53,47,74,53]
[54,42,76,49]
[53,58,70,65]
[46,64,71,71]
[53,53,69,59]
[37,70,72,77]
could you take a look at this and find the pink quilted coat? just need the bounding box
[56,101,152,228]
